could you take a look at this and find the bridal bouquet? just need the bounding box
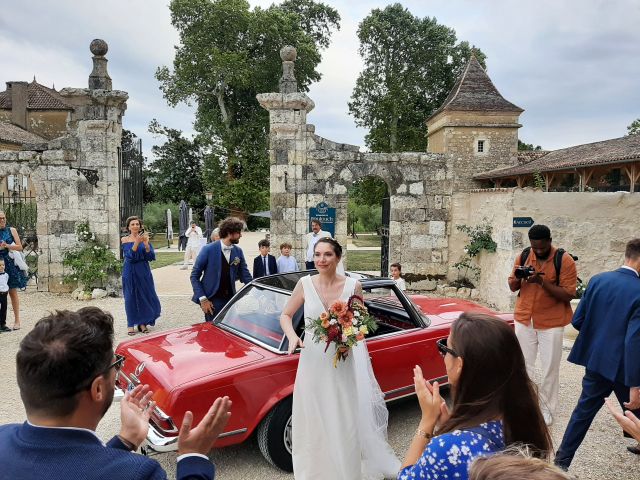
[308,295,378,368]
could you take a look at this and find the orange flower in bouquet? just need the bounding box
[308,295,378,367]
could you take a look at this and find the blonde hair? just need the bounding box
[469,447,575,480]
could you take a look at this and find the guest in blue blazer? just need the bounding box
[0,306,232,480]
[191,217,252,321]
[252,239,278,279]
[555,238,640,470]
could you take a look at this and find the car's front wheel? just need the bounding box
[256,397,293,472]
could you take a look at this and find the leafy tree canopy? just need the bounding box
[349,3,485,153]
[518,139,543,151]
[156,0,340,215]
[628,118,640,136]
[145,119,205,208]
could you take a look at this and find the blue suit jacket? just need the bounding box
[0,422,214,480]
[190,240,252,304]
[252,254,278,279]
[568,267,640,386]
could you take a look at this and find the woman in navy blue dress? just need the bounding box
[398,313,552,480]
[0,210,27,330]
[121,216,161,336]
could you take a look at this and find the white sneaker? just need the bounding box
[543,412,553,426]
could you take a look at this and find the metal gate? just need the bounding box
[118,137,144,239]
[380,196,390,277]
[0,178,38,285]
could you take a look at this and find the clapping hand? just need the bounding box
[178,396,232,456]
[414,365,450,430]
[119,384,156,449]
[625,386,640,410]
[605,397,640,442]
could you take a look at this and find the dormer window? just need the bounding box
[477,140,485,153]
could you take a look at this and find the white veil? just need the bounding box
[336,259,346,276]
[353,340,401,478]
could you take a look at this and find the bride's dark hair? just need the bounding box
[438,312,552,459]
[315,237,342,258]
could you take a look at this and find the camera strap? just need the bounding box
[520,247,570,286]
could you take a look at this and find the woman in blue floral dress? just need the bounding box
[398,313,552,480]
[0,211,28,330]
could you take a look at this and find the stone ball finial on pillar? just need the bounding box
[90,39,109,57]
[280,45,297,62]
[279,45,298,94]
[89,39,112,91]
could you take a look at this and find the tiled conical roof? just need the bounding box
[427,56,523,121]
[0,80,73,110]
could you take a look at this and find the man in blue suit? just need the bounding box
[555,238,640,470]
[0,307,232,480]
[191,217,252,321]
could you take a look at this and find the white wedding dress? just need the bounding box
[292,275,400,479]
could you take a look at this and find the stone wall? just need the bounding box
[27,110,69,140]
[449,188,640,310]
[259,88,455,288]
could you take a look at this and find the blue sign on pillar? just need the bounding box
[309,202,336,237]
[513,217,535,228]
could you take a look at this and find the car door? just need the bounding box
[363,285,450,400]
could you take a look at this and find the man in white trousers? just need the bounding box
[507,224,577,426]
[182,221,203,270]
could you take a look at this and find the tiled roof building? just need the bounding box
[0,80,73,110]
[0,79,73,144]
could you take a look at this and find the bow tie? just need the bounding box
[222,246,233,252]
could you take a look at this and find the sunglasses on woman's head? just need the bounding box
[436,338,459,358]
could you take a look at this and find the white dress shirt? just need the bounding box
[305,230,331,262]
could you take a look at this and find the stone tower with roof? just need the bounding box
[426,56,523,189]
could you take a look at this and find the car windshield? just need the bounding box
[218,285,289,349]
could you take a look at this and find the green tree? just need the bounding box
[156,0,340,215]
[348,176,388,206]
[145,120,204,208]
[518,139,543,151]
[628,118,640,135]
[348,3,485,153]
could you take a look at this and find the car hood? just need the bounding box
[116,323,267,392]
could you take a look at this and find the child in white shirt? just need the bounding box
[390,262,406,291]
[0,259,10,332]
[277,242,299,273]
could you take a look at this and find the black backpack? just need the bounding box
[520,247,580,285]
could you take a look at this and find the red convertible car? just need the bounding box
[115,272,512,471]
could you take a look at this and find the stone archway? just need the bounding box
[258,47,455,290]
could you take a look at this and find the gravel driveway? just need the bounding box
[0,286,637,479]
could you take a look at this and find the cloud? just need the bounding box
[1,0,638,157]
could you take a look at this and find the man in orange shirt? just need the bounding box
[508,225,577,426]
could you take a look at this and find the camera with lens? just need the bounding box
[514,265,536,279]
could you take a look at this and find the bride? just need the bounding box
[280,238,400,479]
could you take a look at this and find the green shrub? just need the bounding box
[142,202,179,233]
[63,222,122,292]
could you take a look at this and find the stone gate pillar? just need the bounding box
[257,46,316,265]
[37,40,127,292]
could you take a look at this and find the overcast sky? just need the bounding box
[1,0,639,158]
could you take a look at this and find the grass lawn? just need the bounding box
[150,252,184,269]
[352,235,381,248]
[345,251,381,271]
[150,237,175,250]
